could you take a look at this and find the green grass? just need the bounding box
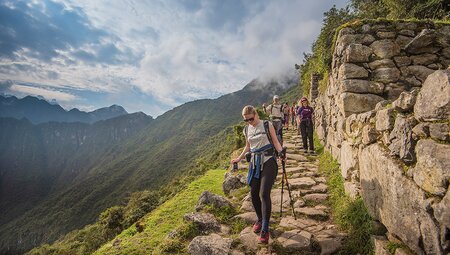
[93,169,226,255]
[314,136,374,255]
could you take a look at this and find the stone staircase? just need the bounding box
[186,128,347,255]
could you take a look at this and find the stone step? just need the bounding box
[303,193,328,202]
[289,177,317,189]
[279,216,322,230]
[276,229,312,250]
[239,227,273,251]
[295,207,329,220]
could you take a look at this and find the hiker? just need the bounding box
[290,102,296,129]
[297,97,315,153]
[230,105,285,244]
[265,95,284,144]
[283,102,290,130]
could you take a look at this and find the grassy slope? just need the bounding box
[94,169,226,255]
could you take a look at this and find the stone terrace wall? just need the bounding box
[313,20,449,254]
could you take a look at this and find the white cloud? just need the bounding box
[10,84,78,101]
[1,0,348,116]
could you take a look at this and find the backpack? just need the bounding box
[244,120,273,147]
[269,104,283,113]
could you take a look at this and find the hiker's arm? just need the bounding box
[268,123,283,152]
[231,141,250,163]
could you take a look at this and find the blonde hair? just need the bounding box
[242,105,256,115]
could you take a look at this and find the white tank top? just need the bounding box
[244,120,273,163]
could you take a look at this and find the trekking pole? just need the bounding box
[280,163,284,216]
[282,159,297,220]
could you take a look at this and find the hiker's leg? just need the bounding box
[300,122,307,150]
[250,177,263,221]
[307,120,314,150]
[259,158,278,232]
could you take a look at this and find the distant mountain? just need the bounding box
[0,76,296,254]
[0,95,129,124]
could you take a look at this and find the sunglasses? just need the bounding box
[244,117,254,122]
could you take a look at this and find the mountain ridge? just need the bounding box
[0,94,134,124]
[0,76,297,254]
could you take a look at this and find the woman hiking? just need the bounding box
[297,97,315,154]
[231,105,285,244]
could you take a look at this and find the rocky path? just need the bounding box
[185,128,347,255]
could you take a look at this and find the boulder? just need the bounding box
[339,93,384,117]
[362,125,378,145]
[432,189,450,250]
[340,79,384,95]
[372,236,390,255]
[188,233,232,255]
[392,89,418,112]
[340,141,358,179]
[277,230,312,250]
[370,39,400,59]
[344,43,372,63]
[184,212,221,233]
[233,212,257,224]
[359,143,443,254]
[316,236,344,255]
[373,67,401,83]
[376,31,396,39]
[405,29,436,53]
[411,53,438,65]
[414,70,450,121]
[196,191,232,211]
[338,63,368,79]
[384,82,407,101]
[222,172,246,195]
[388,115,418,163]
[375,108,395,131]
[429,122,450,142]
[398,29,415,37]
[395,35,414,48]
[368,59,396,70]
[393,56,411,67]
[406,65,434,83]
[410,139,450,196]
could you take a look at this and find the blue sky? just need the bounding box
[0,0,347,116]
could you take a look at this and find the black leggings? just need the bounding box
[250,157,278,231]
[300,119,314,150]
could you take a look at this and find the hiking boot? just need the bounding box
[303,149,308,153]
[252,221,262,233]
[259,230,270,244]
[309,150,315,154]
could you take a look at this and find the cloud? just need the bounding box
[9,83,78,101]
[0,0,348,116]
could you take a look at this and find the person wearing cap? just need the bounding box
[296,97,315,153]
[265,95,284,144]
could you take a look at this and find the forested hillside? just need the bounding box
[1,76,296,254]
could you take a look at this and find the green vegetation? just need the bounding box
[4,79,291,254]
[93,169,226,255]
[299,0,449,96]
[314,136,374,255]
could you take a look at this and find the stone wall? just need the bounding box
[313,20,449,254]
